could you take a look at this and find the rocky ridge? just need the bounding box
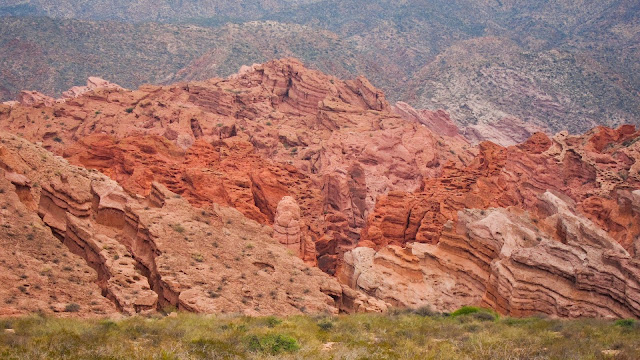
[0,58,472,274]
[1,59,639,318]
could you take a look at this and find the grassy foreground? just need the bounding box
[1,308,639,359]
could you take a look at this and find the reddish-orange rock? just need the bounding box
[339,192,640,318]
[1,59,639,318]
[62,77,124,99]
[0,131,389,316]
[0,58,470,274]
[17,90,57,107]
[362,126,640,256]
[393,101,462,138]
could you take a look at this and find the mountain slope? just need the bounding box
[0,17,359,101]
[0,0,320,22]
[1,0,639,134]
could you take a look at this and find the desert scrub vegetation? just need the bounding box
[0,311,639,359]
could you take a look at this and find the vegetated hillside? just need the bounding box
[0,16,220,100]
[263,0,640,132]
[0,17,359,101]
[0,0,320,22]
[166,21,362,83]
[1,0,639,133]
[404,37,639,133]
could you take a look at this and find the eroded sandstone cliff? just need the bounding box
[1,59,639,318]
[0,131,388,316]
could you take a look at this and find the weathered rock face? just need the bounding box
[62,77,123,99]
[1,59,639,319]
[0,58,471,274]
[273,196,303,257]
[17,90,56,107]
[13,78,123,107]
[0,166,117,317]
[362,127,640,255]
[393,101,462,139]
[339,192,640,318]
[461,116,549,146]
[392,101,549,146]
[0,132,389,316]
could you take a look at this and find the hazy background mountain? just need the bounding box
[1,0,638,133]
[0,17,362,101]
[0,0,320,22]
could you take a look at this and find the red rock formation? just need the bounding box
[17,90,56,107]
[62,77,123,99]
[273,196,303,256]
[0,58,470,274]
[461,116,549,146]
[0,166,117,317]
[339,192,640,318]
[0,131,389,316]
[362,127,640,254]
[1,59,639,318]
[393,101,462,138]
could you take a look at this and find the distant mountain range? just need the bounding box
[1,0,638,133]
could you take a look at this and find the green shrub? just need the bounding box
[473,311,497,321]
[615,319,636,328]
[317,319,334,331]
[125,107,134,113]
[413,305,436,317]
[245,333,300,355]
[450,306,483,317]
[387,307,412,316]
[264,316,281,328]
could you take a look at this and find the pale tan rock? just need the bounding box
[17,90,55,107]
[462,116,549,146]
[273,196,303,256]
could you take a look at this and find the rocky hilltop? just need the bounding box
[0,59,639,318]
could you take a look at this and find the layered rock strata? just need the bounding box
[339,192,640,318]
[362,126,640,255]
[0,58,471,273]
[0,132,389,316]
[1,59,639,318]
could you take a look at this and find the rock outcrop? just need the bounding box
[0,131,389,316]
[1,59,639,319]
[393,101,462,139]
[362,127,640,254]
[11,78,124,107]
[62,77,123,99]
[339,192,640,318]
[17,90,57,107]
[462,116,549,146]
[392,101,549,146]
[273,196,303,256]
[0,58,471,274]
